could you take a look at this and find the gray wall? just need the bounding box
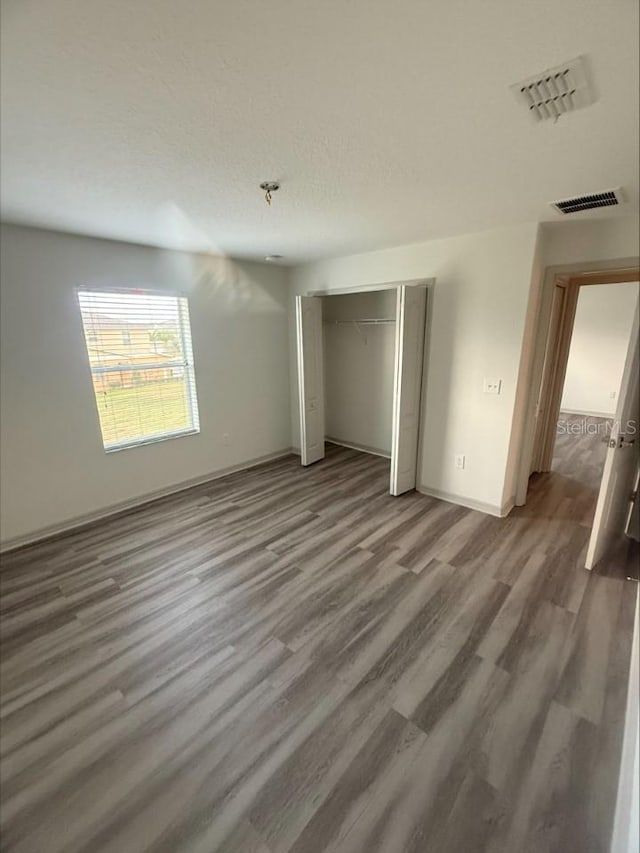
[0,224,291,545]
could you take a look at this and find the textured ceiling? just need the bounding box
[1,0,638,263]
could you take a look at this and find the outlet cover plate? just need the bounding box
[483,378,502,395]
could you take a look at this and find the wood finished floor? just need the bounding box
[553,413,613,511]
[1,433,638,852]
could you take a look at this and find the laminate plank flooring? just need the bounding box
[0,436,637,853]
[548,412,612,525]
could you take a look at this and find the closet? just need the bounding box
[296,283,427,495]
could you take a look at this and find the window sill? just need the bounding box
[104,428,200,453]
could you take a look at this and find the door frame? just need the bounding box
[533,269,639,474]
[531,276,578,473]
[515,258,640,506]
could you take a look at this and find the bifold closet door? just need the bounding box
[390,285,427,495]
[296,295,325,466]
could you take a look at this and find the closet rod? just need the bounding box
[323,318,396,326]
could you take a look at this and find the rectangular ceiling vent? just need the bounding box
[549,188,623,215]
[511,56,594,122]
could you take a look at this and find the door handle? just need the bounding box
[609,436,636,449]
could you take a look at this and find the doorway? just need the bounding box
[295,281,429,496]
[523,266,640,570]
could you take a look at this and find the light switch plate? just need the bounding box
[483,378,502,395]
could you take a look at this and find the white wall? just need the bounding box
[561,282,639,417]
[0,224,291,546]
[289,222,540,513]
[323,290,396,455]
[543,216,640,267]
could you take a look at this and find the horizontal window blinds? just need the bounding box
[77,288,200,450]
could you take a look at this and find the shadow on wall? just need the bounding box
[157,203,287,314]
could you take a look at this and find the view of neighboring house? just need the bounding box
[77,296,196,448]
[82,313,183,392]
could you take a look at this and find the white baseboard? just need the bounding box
[500,495,516,517]
[0,448,295,553]
[560,408,615,419]
[292,442,391,459]
[417,485,508,518]
[325,437,391,459]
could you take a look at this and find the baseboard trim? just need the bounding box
[417,485,507,518]
[0,448,295,554]
[500,496,516,517]
[560,408,615,419]
[325,437,391,459]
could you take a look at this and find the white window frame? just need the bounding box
[76,286,200,452]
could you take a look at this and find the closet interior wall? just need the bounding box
[322,289,397,457]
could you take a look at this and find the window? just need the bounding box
[77,288,200,451]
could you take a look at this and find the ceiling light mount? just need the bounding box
[260,181,280,206]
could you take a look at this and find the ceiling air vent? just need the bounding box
[549,188,623,215]
[511,56,594,122]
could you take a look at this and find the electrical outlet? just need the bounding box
[483,378,502,395]
[609,390,617,399]
[455,454,465,469]
[222,433,230,446]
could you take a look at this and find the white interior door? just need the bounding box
[296,295,325,466]
[585,307,639,569]
[390,285,427,495]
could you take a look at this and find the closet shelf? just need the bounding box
[323,318,396,326]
